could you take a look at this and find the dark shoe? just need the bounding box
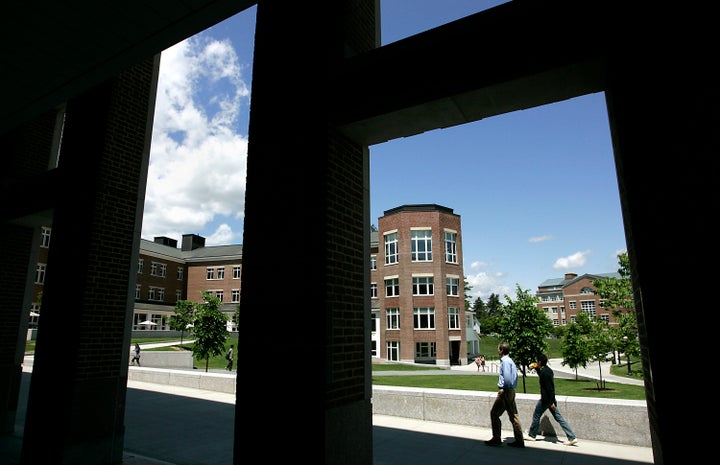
[507,441,525,448]
[484,438,502,446]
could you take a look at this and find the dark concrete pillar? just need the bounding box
[237,1,376,464]
[606,56,718,465]
[19,56,159,465]
[0,108,62,438]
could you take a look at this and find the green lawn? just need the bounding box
[133,337,239,371]
[371,373,646,400]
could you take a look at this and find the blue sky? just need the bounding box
[141,1,627,300]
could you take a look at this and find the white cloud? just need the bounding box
[141,36,250,245]
[553,250,591,270]
[528,234,553,243]
[466,261,512,300]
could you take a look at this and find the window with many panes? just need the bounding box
[35,264,46,284]
[569,301,576,309]
[580,300,596,317]
[215,290,223,302]
[384,231,398,265]
[415,342,436,358]
[370,282,377,298]
[446,276,459,296]
[371,255,377,270]
[233,266,241,279]
[151,262,167,277]
[386,341,399,361]
[176,289,182,301]
[411,229,432,262]
[41,227,51,248]
[386,308,400,329]
[217,267,225,279]
[413,307,435,329]
[444,230,457,263]
[412,275,434,295]
[232,289,240,302]
[177,267,184,280]
[206,268,215,280]
[385,277,399,297]
[448,307,460,329]
[136,284,141,299]
[137,258,144,274]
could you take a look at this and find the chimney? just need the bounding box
[153,236,177,248]
[182,234,206,251]
[564,272,578,280]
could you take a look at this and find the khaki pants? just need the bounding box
[490,388,524,442]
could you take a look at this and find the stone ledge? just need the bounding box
[372,385,651,447]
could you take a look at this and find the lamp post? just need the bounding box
[622,336,631,375]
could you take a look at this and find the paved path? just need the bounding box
[7,347,653,465]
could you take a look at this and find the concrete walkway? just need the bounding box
[5,345,653,465]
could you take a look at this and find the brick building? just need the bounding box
[3,3,711,460]
[30,228,242,334]
[372,204,466,366]
[536,271,624,326]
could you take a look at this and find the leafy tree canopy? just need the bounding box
[498,285,554,392]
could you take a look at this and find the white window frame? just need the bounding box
[384,230,399,265]
[413,307,435,329]
[386,308,400,329]
[412,275,434,296]
[448,307,460,329]
[446,275,459,296]
[444,229,457,263]
[410,228,433,262]
[385,276,400,297]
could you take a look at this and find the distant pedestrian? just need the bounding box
[480,355,486,372]
[484,342,524,447]
[526,354,578,446]
[225,344,234,371]
[131,343,141,366]
[475,356,482,371]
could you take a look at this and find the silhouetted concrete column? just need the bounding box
[0,108,61,438]
[237,2,376,464]
[606,55,718,465]
[20,56,159,465]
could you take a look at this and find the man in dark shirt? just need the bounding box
[526,354,578,445]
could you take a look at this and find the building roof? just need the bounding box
[537,272,621,289]
[382,204,455,216]
[139,238,242,262]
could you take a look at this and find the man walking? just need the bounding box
[485,342,524,447]
[225,344,234,371]
[525,354,578,445]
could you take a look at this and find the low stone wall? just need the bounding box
[372,385,651,447]
[128,350,194,369]
[128,366,236,394]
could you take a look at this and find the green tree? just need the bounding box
[232,303,240,331]
[593,252,634,318]
[480,293,504,335]
[472,297,488,335]
[593,251,639,375]
[614,312,640,375]
[191,292,229,372]
[463,277,473,315]
[498,285,554,393]
[586,317,615,390]
[168,299,196,346]
[560,311,593,379]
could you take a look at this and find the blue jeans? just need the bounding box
[528,400,576,440]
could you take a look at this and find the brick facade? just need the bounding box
[374,204,465,366]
